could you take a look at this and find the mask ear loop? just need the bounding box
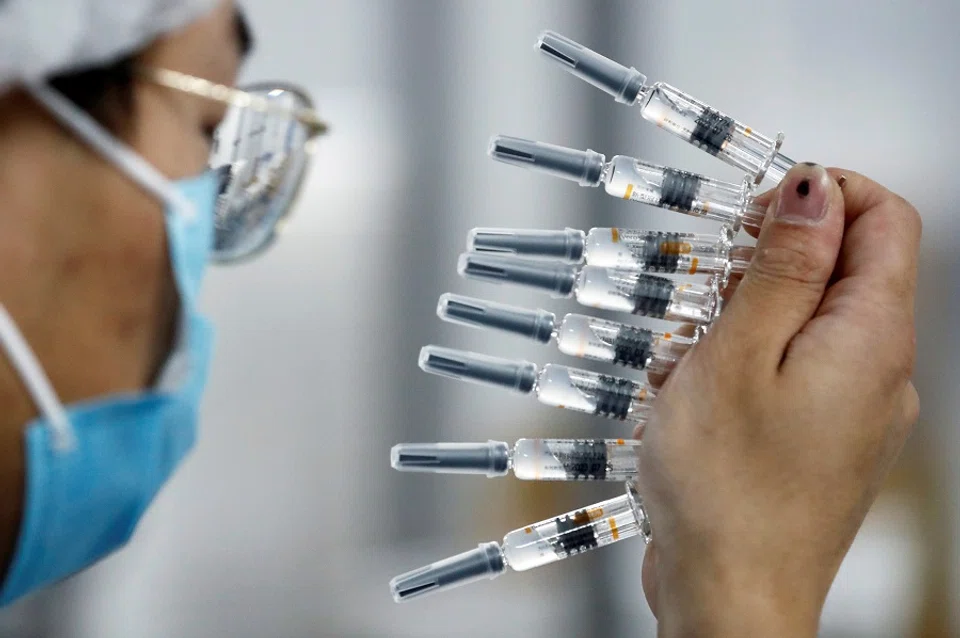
[24,82,196,220]
[0,306,75,451]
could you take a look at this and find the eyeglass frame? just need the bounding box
[137,66,329,263]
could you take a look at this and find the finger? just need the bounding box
[641,541,659,619]
[712,163,845,366]
[824,174,922,313]
[802,174,921,382]
[823,168,903,224]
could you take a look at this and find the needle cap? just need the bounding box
[457,253,577,298]
[468,227,586,262]
[537,30,647,104]
[390,542,506,602]
[438,294,556,343]
[418,345,538,394]
[488,135,604,187]
[391,441,511,477]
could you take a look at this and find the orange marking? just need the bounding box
[611,228,620,243]
[609,517,620,541]
[663,332,672,340]
[525,527,533,534]
[702,202,711,213]
[587,507,604,521]
[637,388,648,401]
[744,127,753,136]
[689,257,699,275]
[623,184,635,200]
[660,241,693,255]
[616,439,625,445]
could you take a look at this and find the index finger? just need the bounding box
[826,168,922,305]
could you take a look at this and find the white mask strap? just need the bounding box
[0,305,75,451]
[24,82,195,220]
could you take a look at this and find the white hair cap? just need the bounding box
[0,0,221,93]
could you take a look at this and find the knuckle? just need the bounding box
[903,202,923,241]
[885,193,922,242]
[902,383,921,426]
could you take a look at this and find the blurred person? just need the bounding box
[0,0,325,606]
[0,2,924,637]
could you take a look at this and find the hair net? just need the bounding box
[0,0,220,93]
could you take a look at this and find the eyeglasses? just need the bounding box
[140,67,330,264]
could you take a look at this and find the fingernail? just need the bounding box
[774,163,830,225]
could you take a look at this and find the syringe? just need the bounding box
[390,480,650,601]
[392,438,641,481]
[536,31,795,185]
[489,135,767,233]
[458,253,721,325]
[437,293,694,374]
[419,345,654,424]
[468,226,754,284]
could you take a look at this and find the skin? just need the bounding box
[0,0,245,580]
[637,164,922,637]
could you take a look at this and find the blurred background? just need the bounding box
[1,0,958,636]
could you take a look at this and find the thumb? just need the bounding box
[715,163,844,364]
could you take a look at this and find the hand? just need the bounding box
[635,164,922,637]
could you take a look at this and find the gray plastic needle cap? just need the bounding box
[438,294,556,343]
[419,345,538,394]
[457,253,578,298]
[488,135,605,187]
[390,542,506,602]
[537,31,647,104]
[468,227,586,263]
[391,441,511,477]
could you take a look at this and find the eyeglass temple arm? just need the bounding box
[137,67,329,138]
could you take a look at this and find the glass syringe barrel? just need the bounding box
[419,345,654,424]
[488,136,767,233]
[468,226,753,280]
[390,481,650,601]
[391,438,642,481]
[457,253,720,325]
[437,293,694,374]
[536,31,796,185]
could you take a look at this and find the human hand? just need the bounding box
[635,164,922,637]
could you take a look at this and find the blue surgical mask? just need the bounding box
[0,85,219,605]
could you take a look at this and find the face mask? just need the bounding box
[0,85,218,605]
